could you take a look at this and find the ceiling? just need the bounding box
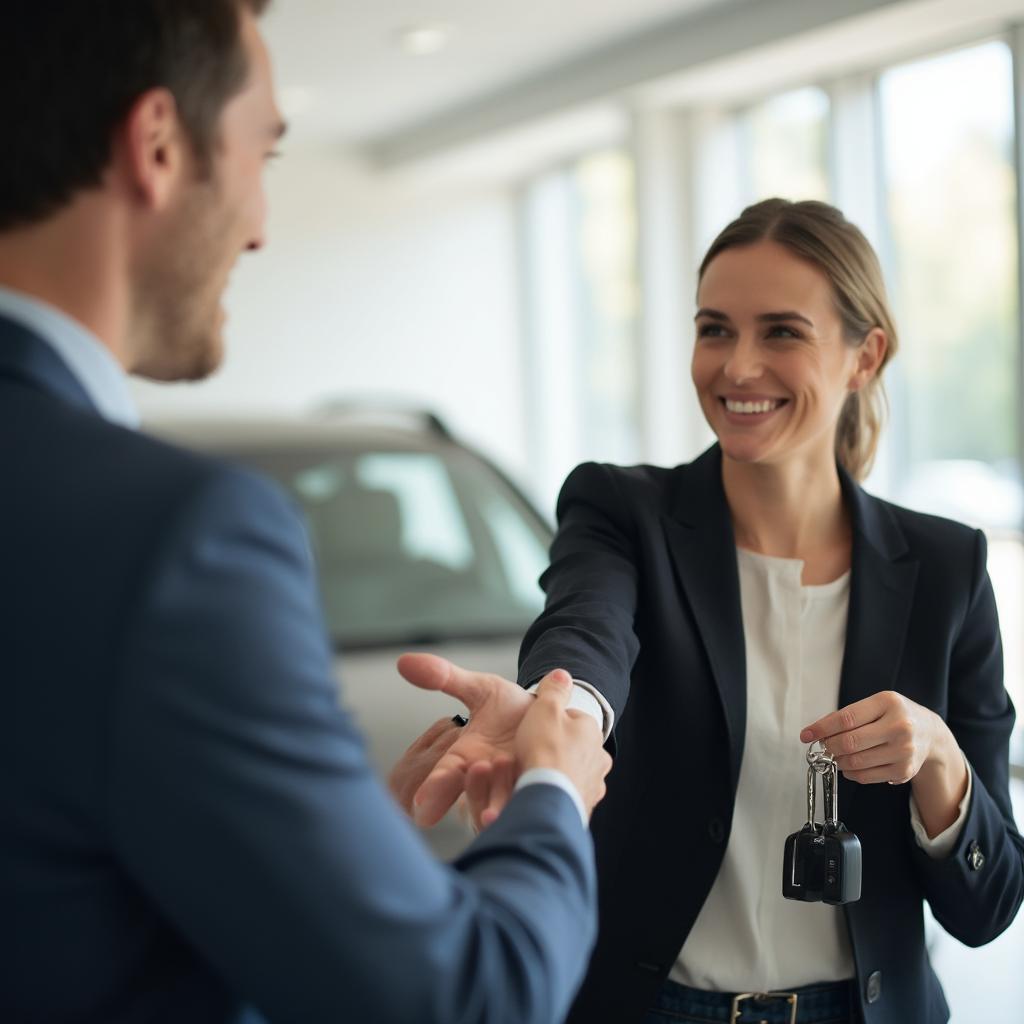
[261,0,732,146]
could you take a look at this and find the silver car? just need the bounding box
[151,408,553,858]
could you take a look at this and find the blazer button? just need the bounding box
[967,840,985,872]
[708,817,726,844]
[865,971,882,1004]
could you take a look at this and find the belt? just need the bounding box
[652,977,856,1024]
[731,990,798,1024]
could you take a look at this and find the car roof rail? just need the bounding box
[312,398,454,441]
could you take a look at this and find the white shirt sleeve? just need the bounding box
[909,754,973,859]
[526,679,614,740]
[514,768,589,828]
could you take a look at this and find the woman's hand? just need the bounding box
[800,690,944,785]
[389,653,533,827]
[801,691,969,838]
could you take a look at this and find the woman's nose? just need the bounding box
[723,336,763,385]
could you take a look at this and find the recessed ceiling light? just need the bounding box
[396,23,453,57]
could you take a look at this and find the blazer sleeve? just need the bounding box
[518,462,641,730]
[106,466,597,1024]
[910,528,1024,946]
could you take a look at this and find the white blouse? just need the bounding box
[665,548,971,993]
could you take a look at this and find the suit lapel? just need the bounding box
[836,471,919,819]
[661,447,747,793]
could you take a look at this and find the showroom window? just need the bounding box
[740,86,831,204]
[521,147,641,511]
[877,40,1023,757]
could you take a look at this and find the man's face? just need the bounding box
[133,10,285,382]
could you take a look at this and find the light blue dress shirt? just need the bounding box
[0,285,138,429]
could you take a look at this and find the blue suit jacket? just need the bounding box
[518,450,1024,1024]
[0,314,597,1024]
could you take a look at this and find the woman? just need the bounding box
[516,199,1024,1024]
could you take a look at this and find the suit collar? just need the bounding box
[839,462,909,562]
[0,289,138,428]
[0,313,98,417]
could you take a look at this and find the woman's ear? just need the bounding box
[849,327,887,391]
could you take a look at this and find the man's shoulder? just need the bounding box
[112,426,298,554]
[4,386,294,550]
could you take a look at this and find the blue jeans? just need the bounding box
[643,978,860,1024]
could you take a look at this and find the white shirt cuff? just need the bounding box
[909,754,973,859]
[515,768,589,828]
[526,679,615,741]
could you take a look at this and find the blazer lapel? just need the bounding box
[661,446,747,793]
[836,470,919,818]
[659,451,919,805]
[0,313,97,416]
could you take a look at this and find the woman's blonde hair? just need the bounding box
[698,198,898,481]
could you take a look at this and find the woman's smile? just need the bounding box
[719,395,790,424]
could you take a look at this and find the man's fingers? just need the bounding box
[413,763,467,827]
[397,653,502,710]
[406,716,458,753]
[388,718,462,812]
[465,761,493,829]
[482,756,516,828]
[532,668,573,710]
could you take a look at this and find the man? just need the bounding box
[0,4,611,1022]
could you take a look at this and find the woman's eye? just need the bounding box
[697,323,727,338]
[766,325,800,340]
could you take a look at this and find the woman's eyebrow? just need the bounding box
[757,311,815,327]
[694,308,815,327]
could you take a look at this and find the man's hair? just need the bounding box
[0,0,271,231]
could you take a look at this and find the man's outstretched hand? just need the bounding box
[388,654,533,827]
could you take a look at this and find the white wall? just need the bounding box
[131,149,533,487]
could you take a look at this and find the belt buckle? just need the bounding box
[730,990,798,1024]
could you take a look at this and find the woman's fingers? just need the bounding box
[842,764,914,785]
[801,691,934,785]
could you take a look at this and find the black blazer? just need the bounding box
[518,445,1024,1024]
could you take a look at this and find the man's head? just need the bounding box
[0,0,284,380]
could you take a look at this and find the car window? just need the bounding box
[478,494,552,610]
[226,445,551,648]
[355,453,474,572]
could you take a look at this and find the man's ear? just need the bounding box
[117,87,187,210]
[849,327,887,391]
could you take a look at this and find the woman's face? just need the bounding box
[692,239,877,471]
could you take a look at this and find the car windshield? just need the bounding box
[219,444,551,649]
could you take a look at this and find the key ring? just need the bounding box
[806,739,834,774]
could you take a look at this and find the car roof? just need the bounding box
[146,410,555,532]
[147,415,458,455]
